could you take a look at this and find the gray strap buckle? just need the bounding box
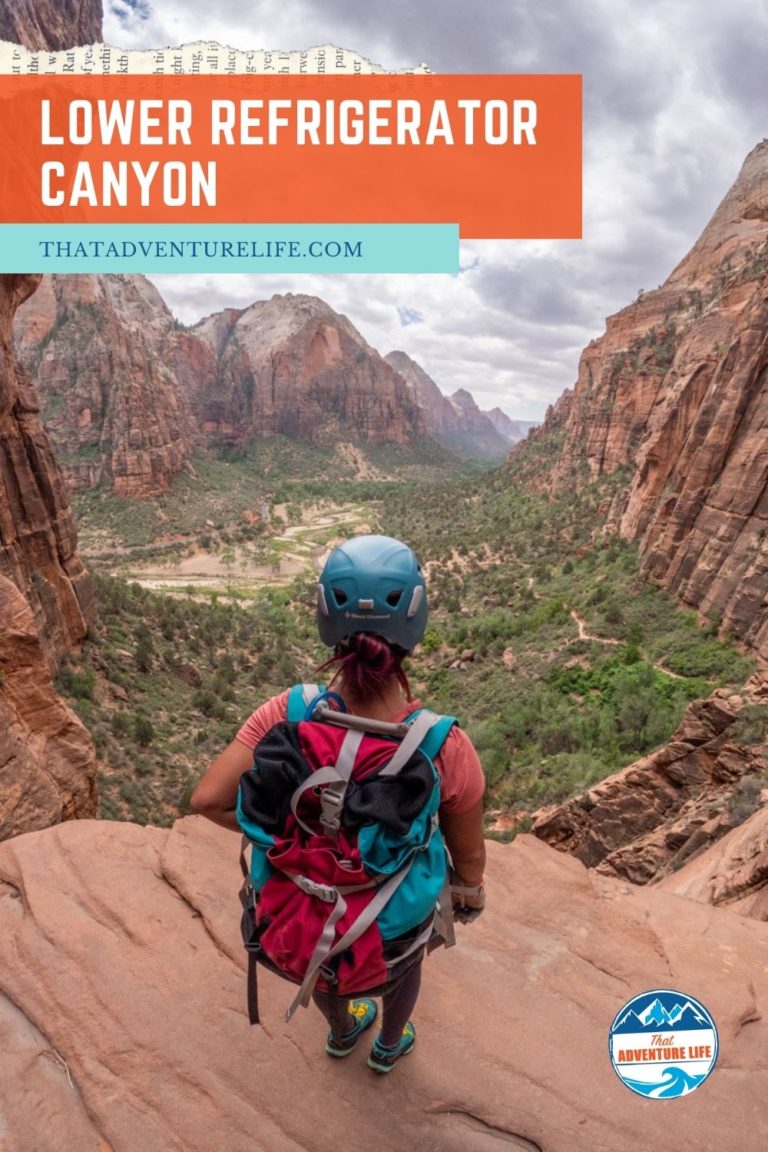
[292,875,338,903]
[320,783,346,836]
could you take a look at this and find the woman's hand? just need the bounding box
[449,870,486,923]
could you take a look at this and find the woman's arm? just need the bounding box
[189,738,254,832]
[439,800,486,922]
[439,799,486,887]
[191,692,289,830]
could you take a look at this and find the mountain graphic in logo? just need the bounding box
[613,995,710,1034]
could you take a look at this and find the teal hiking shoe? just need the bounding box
[367,1021,416,1073]
[325,998,378,1057]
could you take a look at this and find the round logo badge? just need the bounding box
[609,988,718,1099]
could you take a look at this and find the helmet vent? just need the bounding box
[332,588,348,606]
[406,586,424,618]
[386,590,403,607]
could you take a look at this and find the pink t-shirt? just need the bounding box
[236,690,485,815]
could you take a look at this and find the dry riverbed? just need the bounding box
[89,503,373,601]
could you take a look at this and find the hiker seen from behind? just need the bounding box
[191,534,486,1073]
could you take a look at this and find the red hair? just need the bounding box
[319,633,412,702]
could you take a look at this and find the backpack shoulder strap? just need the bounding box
[378,708,456,778]
[410,710,457,763]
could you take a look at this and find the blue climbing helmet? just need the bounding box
[316,534,428,652]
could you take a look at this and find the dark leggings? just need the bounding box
[312,962,422,1047]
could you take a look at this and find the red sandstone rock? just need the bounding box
[657,805,768,918]
[0,576,96,839]
[0,819,766,1151]
[14,274,195,497]
[0,0,100,849]
[485,405,536,443]
[0,0,102,50]
[193,293,425,448]
[533,673,768,895]
[537,142,768,658]
[15,284,433,493]
[0,274,94,666]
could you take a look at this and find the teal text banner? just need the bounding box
[0,224,459,273]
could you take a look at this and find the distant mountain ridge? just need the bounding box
[384,349,536,459]
[14,278,528,495]
[486,406,538,443]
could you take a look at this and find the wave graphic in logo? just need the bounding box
[620,1067,706,1098]
[609,988,718,1099]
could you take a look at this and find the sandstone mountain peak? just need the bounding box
[17,277,526,495]
[199,290,368,366]
[385,348,435,393]
[247,290,340,325]
[666,138,768,288]
[187,289,422,448]
[271,290,337,311]
[485,405,537,442]
[449,386,475,407]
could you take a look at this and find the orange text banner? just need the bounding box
[0,74,581,238]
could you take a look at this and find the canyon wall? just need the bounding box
[0,275,94,663]
[385,348,532,458]
[0,5,99,839]
[193,293,426,449]
[14,274,196,497]
[0,0,102,50]
[541,142,768,658]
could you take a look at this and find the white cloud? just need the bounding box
[109,0,768,420]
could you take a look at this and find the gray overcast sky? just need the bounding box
[105,0,768,420]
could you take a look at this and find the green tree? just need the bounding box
[133,715,155,747]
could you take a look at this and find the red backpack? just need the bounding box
[237,684,457,1024]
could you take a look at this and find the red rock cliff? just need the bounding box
[0,277,98,837]
[16,285,428,486]
[0,575,96,838]
[533,673,768,890]
[546,142,768,658]
[191,293,426,448]
[0,2,99,840]
[0,0,102,49]
[14,275,196,496]
[385,349,514,458]
[0,275,94,663]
